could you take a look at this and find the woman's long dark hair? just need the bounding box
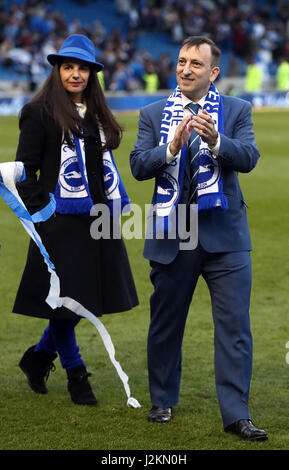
[30,60,122,150]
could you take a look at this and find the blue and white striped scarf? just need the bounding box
[156,83,228,230]
[55,128,130,216]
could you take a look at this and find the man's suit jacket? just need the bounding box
[130,95,260,264]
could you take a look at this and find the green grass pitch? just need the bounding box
[0,109,288,450]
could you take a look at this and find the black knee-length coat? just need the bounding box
[13,100,138,320]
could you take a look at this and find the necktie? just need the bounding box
[186,103,201,204]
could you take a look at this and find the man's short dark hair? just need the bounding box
[182,36,221,67]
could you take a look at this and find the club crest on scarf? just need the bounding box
[103,158,119,196]
[156,171,179,209]
[59,153,86,194]
[55,134,130,216]
[198,148,221,190]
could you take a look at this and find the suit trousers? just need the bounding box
[148,244,253,427]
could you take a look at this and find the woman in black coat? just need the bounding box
[14,34,138,405]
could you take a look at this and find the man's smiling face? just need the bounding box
[176,43,220,102]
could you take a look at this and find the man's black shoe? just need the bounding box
[148,406,172,423]
[225,419,268,441]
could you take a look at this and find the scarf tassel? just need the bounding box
[198,193,229,212]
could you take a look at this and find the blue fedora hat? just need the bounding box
[47,34,104,71]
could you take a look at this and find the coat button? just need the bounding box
[152,159,162,168]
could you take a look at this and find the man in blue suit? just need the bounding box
[130,36,267,441]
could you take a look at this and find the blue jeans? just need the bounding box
[35,318,85,371]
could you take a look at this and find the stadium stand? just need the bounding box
[0,0,289,96]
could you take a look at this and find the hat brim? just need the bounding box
[47,52,104,72]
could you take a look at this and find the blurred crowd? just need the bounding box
[0,0,289,92]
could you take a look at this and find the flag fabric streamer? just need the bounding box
[0,161,141,409]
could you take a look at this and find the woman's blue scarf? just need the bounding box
[54,131,130,216]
